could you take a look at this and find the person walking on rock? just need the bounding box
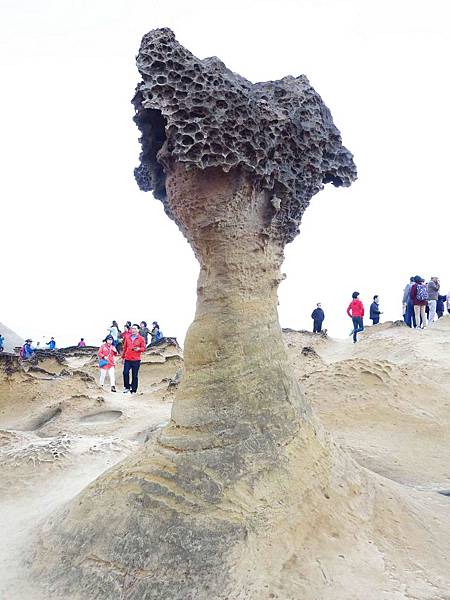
[402,276,416,328]
[347,291,365,343]
[410,276,428,329]
[311,303,325,333]
[122,324,146,394]
[427,276,440,326]
[98,335,118,392]
[370,295,382,325]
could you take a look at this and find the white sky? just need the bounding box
[1,0,449,347]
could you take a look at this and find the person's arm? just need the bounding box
[361,302,365,317]
[346,303,352,318]
[121,337,127,359]
[410,285,416,301]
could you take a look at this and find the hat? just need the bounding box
[25,338,32,343]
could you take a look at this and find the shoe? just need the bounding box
[111,386,117,392]
[123,389,130,394]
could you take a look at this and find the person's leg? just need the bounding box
[108,367,116,389]
[123,360,131,390]
[99,369,106,386]
[352,317,358,342]
[131,360,141,393]
[413,305,420,328]
[372,317,379,325]
[420,305,427,328]
[317,321,322,333]
[313,321,317,333]
[428,300,436,325]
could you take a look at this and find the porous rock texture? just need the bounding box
[32,29,443,600]
[133,27,356,242]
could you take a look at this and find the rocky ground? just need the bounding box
[1,321,449,599]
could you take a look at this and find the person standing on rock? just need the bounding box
[427,276,440,326]
[402,276,416,328]
[108,321,120,349]
[436,293,447,319]
[122,324,146,394]
[0,334,4,352]
[150,321,163,345]
[20,339,34,360]
[410,276,428,329]
[370,295,382,325]
[98,335,118,392]
[46,337,56,350]
[139,321,151,346]
[78,338,86,347]
[347,291,365,343]
[311,303,325,333]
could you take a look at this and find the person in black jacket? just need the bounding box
[370,295,382,325]
[311,303,325,333]
[436,294,447,318]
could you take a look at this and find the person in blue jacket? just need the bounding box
[370,295,382,325]
[20,339,35,359]
[0,334,4,352]
[311,303,325,333]
[46,337,56,350]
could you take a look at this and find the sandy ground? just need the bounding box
[1,321,450,599]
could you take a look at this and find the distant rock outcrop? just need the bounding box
[0,322,23,354]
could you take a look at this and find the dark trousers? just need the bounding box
[123,359,141,392]
[371,317,380,325]
[313,320,323,333]
[404,302,416,328]
[352,317,364,342]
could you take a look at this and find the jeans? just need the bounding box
[371,317,380,325]
[404,301,416,328]
[99,366,115,387]
[352,317,364,342]
[123,359,141,392]
[313,320,323,333]
[413,304,427,328]
[428,299,437,325]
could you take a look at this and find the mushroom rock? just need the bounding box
[31,28,394,600]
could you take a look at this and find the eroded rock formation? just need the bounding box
[32,29,364,599]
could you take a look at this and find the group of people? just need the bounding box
[97,320,163,394]
[311,275,448,342]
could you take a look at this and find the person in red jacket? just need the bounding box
[122,324,146,394]
[347,291,365,343]
[98,335,118,392]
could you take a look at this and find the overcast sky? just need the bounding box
[1,0,449,347]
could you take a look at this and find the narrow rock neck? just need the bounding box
[160,165,310,451]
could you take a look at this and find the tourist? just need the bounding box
[447,291,450,314]
[46,337,56,350]
[0,333,4,352]
[402,276,416,328]
[139,321,151,346]
[427,276,440,326]
[107,321,120,348]
[311,303,325,333]
[410,276,428,329]
[122,324,146,394]
[118,321,132,352]
[347,292,365,343]
[150,321,163,345]
[78,338,86,347]
[370,295,382,325]
[437,294,447,319]
[97,335,118,392]
[20,339,34,360]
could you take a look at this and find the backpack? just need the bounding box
[19,345,26,359]
[416,283,428,302]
